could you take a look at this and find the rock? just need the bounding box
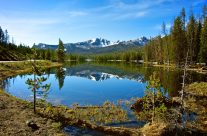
[26,120,39,130]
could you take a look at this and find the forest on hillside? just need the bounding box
[0,27,58,61]
[144,6,207,65]
[0,27,32,60]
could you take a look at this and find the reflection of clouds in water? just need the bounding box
[29,95,41,99]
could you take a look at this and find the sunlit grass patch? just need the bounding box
[186,82,207,96]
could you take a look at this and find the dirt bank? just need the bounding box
[0,89,66,136]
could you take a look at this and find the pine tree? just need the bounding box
[153,36,163,64]
[199,18,207,63]
[50,50,56,61]
[144,43,150,62]
[180,8,186,30]
[0,27,4,43]
[41,50,46,60]
[45,49,51,60]
[162,22,170,65]
[194,19,202,62]
[186,11,196,63]
[172,16,187,65]
[4,30,9,44]
[202,5,207,22]
[26,50,50,113]
[57,39,65,63]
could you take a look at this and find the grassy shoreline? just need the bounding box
[143,62,207,74]
[0,60,62,81]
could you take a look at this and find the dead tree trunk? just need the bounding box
[180,50,189,129]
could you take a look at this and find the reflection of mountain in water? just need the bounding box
[76,71,120,81]
[64,64,145,82]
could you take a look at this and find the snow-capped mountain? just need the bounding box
[75,71,121,81]
[72,38,112,49]
[118,37,149,46]
[35,37,149,54]
[37,38,113,49]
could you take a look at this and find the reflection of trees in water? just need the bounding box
[2,62,207,97]
[140,67,206,97]
[64,62,207,97]
[45,68,51,78]
[55,67,66,90]
[91,62,180,96]
[0,78,10,90]
[138,67,181,97]
[73,62,181,96]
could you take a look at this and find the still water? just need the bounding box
[1,62,207,135]
[3,63,148,106]
[3,62,206,106]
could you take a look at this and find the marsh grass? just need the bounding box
[186,82,207,96]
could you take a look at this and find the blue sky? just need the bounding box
[0,0,206,46]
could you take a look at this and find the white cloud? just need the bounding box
[89,0,174,20]
[110,0,174,10]
[113,11,148,20]
[135,11,148,17]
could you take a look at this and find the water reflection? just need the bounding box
[1,62,207,105]
[55,67,66,90]
[64,62,206,98]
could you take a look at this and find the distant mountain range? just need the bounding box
[34,37,149,54]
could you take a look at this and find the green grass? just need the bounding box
[0,60,62,80]
[186,82,207,96]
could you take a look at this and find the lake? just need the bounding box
[1,62,207,135]
[2,62,206,106]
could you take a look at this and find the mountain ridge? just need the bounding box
[35,37,149,54]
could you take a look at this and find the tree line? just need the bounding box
[144,5,207,66]
[31,40,66,63]
[0,26,65,62]
[0,26,32,60]
[90,48,143,62]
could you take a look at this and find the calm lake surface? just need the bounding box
[2,62,207,106]
[1,62,207,135]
